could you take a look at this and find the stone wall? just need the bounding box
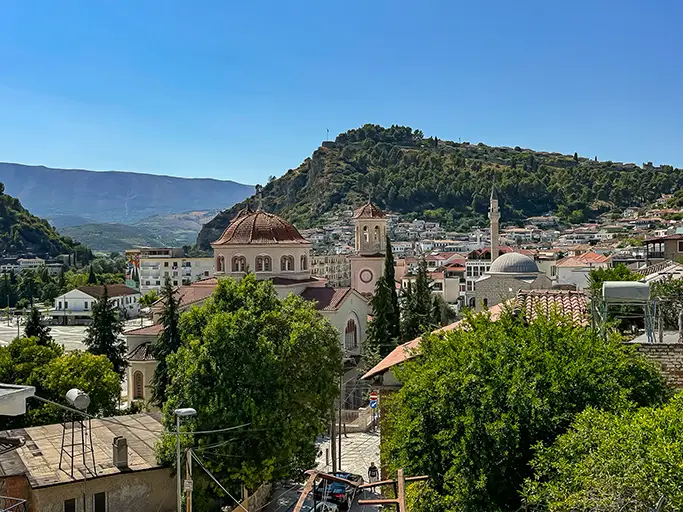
[633,342,683,388]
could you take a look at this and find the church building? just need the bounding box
[124,205,370,409]
[349,201,388,294]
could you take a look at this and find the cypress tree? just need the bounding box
[383,235,401,343]
[401,259,434,340]
[24,307,53,345]
[83,286,127,378]
[151,279,181,406]
[87,266,97,284]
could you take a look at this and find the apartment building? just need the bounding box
[310,254,351,287]
[134,247,215,293]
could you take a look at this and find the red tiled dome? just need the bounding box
[211,207,309,245]
[352,201,385,219]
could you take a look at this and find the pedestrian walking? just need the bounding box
[368,462,379,488]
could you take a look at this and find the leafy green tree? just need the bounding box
[150,280,181,406]
[139,289,160,308]
[17,271,38,307]
[651,277,683,329]
[0,337,119,429]
[157,276,342,505]
[24,307,53,345]
[431,294,456,327]
[83,286,127,378]
[383,311,669,512]
[0,272,18,308]
[525,394,683,511]
[87,265,97,284]
[401,260,435,340]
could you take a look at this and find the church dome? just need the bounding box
[212,207,309,246]
[353,201,386,219]
[488,252,539,274]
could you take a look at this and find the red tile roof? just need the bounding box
[124,324,163,336]
[362,302,507,380]
[362,289,590,379]
[212,208,308,246]
[77,284,139,299]
[300,287,353,311]
[126,342,155,361]
[352,201,386,219]
[556,251,610,267]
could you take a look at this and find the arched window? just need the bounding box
[256,256,272,272]
[300,255,308,270]
[216,255,225,273]
[232,255,246,272]
[363,225,369,243]
[133,371,144,400]
[374,225,380,242]
[469,297,476,309]
[281,255,294,271]
[345,319,358,350]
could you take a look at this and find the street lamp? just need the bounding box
[175,408,196,512]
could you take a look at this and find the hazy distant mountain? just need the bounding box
[61,210,219,252]
[0,162,254,225]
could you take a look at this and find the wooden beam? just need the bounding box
[292,471,318,512]
[358,475,428,489]
[307,471,361,488]
[397,468,406,512]
[358,498,400,505]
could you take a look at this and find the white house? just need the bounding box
[556,252,612,290]
[50,284,141,325]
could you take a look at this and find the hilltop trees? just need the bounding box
[83,286,127,378]
[382,311,669,512]
[158,276,342,505]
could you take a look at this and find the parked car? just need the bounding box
[313,472,364,509]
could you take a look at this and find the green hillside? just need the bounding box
[0,182,79,256]
[197,124,683,249]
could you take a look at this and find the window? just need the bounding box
[466,267,472,277]
[84,301,88,310]
[678,241,683,253]
[256,255,272,272]
[164,262,169,267]
[232,256,246,272]
[204,271,209,276]
[164,271,169,277]
[280,255,294,271]
[345,319,358,350]
[173,280,177,286]
[216,255,225,273]
[58,301,62,310]
[483,298,488,308]
[363,226,369,243]
[64,498,76,512]
[64,301,68,309]
[133,371,144,400]
[94,492,106,512]
[374,225,380,242]
[156,280,161,285]
[300,255,308,270]
[145,281,150,285]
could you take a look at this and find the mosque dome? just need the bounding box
[488,252,539,274]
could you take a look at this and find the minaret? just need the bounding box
[489,184,500,262]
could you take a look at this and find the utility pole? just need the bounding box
[330,406,337,473]
[338,374,343,471]
[185,448,193,512]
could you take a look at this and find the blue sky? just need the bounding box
[0,1,681,185]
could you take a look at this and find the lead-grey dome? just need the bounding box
[488,252,539,274]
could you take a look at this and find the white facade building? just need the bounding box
[135,247,215,293]
[50,284,141,325]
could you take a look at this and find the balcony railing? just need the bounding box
[0,496,27,511]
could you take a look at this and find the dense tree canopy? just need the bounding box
[24,306,53,345]
[151,279,181,406]
[0,337,120,429]
[198,124,683,248]
[524,394,683,511]
[382,312,670,512]
[157,276,342,509]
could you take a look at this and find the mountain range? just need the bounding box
[0,162,253,226]
[197,124,683,249]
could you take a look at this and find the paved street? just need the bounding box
[264,432,382,512]
[0,317,152,350]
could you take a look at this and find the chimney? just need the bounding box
[112,436,128,469]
